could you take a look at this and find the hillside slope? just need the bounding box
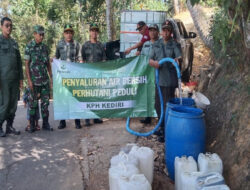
[176,8,250,190]
[205,62,250,190]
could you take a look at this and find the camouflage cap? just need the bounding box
[148,24,159,31]
[33,25,45,34]
[162,20,173,30]
[64,24,74,32]
[89,23,99,31]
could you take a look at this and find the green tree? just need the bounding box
[189,0,249,63]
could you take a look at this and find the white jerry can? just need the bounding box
[129,146,154,184]
[120,143,139,154]
[174,156,198,190]
[201,184,230,190]
[179,171,203,190]
[109,163,139,190]
[198,153,223,174]
[117,174,152,190]
[110,151,139,168]
[196,172,225,189]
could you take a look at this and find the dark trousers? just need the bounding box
[0,80,19,125]
[155,86,175,127]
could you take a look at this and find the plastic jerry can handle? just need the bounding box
[119,151,129,161]
[204,175,221,184]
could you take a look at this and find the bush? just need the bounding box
[209,9,241,58]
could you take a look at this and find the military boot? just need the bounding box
[140,117,151,124]
[157,124,165,143]
[58,120,66,129]
[75,119,82,129]
[0,125,6,137]
[42,116,53,131]
[154,122,164,136]
[6,119,20,135]
[28,116,36,133]
[85,119,91,127]
[93,118,103,124]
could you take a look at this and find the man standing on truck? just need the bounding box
[149,20,182,142]
[124,21,150,56]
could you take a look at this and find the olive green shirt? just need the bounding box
[149,38,182,87]
[81,41,106,63]
[0,34,23,80]
[141,40,154,56]
[55,39,82,62]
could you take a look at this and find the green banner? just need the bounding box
[52,55,156,120]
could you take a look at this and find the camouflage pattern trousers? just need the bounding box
[29,84,50,118]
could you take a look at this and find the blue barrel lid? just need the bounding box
[167,98,195,107]
[169,105,203,118]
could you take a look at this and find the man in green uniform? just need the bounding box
[149,20,182,142]
[140,24,160,125]
[141,24,160,56]
[55,24,82,129]
[81,23,106,126]
[24,25,53,133]
[0,17,23,137]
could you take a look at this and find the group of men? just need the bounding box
[125,20,182,142]
[0,17,105,137]
[55,23,105,129]
[0,17,182,143]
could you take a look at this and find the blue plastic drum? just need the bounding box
[165,106,205,180]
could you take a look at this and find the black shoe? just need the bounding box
[0,127,6,137]
[42,117,53,131]
[58,120,66,129]
[6,126,21,135]
[154,129,164,136]
[28,116,36,133]
[94,119,103,124]
[157,135,165,143]
[140,117,151,124]
[85,119,91,127]
[75,119,82,129]
[6,120,20,135]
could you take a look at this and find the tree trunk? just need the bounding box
[106,0,114,41]
[173,0,180,14]
[0,0,10,17]
[186,0,213,49]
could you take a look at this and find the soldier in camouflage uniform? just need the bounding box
[55,24,82,129]
[0,17,23,137]
[81,23,106,126]
[24,25,53,133]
